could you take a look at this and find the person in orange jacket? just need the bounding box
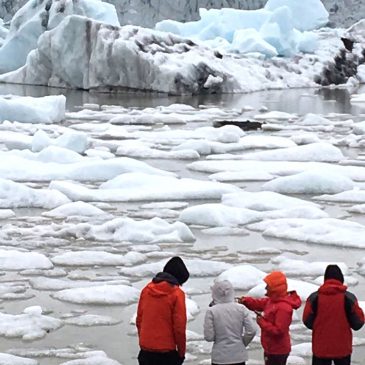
[136,256,189,365]
[239,271,301,365]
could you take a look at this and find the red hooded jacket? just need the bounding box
[241,291,301,355]
[303,279,364,358]
[136,273,187,357]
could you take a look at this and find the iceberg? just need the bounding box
[0,0,119,73]
[156,0,328,57]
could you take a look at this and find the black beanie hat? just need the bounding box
[324,264,344,283]
[163,256,189,285]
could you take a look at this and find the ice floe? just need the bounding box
[0,95,65,124]
[49,173,238,202]
[0,306,62,340]
[0,249,52,270]
[53,284,140,305]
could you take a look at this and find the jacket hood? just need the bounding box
[319,279,347,295]
[163,256,189,285]
[146,275,179,297]
[211,280,235,304]
[264,271,288,297]
[271,290,302,309]
[152,272,179,285]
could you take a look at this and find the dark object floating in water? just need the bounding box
[214,120,262,130]
[341,37,354,52]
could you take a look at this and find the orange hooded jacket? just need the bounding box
[241,271,301,355]
[136,273,187,357]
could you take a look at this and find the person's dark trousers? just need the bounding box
[312,355,351,365]
[138,349,183,365]
[264,353,289,365]
[212,362,245,365]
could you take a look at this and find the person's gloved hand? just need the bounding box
[178,355,185,364]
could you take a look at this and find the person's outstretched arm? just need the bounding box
[240,296,269,312]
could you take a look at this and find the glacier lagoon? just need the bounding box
[0,84,364,364]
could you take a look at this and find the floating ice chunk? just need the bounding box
[264,0,329,31]
[222,191,320,211]
[216,265,266,290]
[315,189,365,203]
[240,143,344,162]
[0,131,33,150]
[239,135,297,149]
[263,170,354,194]
[30,278,129,291]
[120,258,231,278]
[0,156,173,182]
[0,353,37,365]
[64,314,121,327]
[249,218,365,248]
[352,121,365,135]
[291,132,320,145]
[189,160,365,181]
[43,202,108,218]
[351,94,365,103]
[262,205,327,220]
[53,284,139,305]
[0,95,65,124]
[32,131,89,154]
[50,173,238,202]
[179,203,261,227]
[0,249,53,270]
[0,178,70,208]
[187,298,200,321]
[0,209,15,219]
[116,142,199,160]
[76,217,195,243]
[271,254,348,276]
[0,309,62,340]
[209,170,274,182]
[254,111,296,120]
[51,251,146,267]
[59,351,121,365]
[300,113,332,126]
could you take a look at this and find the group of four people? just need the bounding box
[136,257,364,365]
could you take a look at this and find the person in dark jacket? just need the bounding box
[239,271,301,365]
[136,256,190,365]
[303,264,365,365]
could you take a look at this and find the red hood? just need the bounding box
[319,279,347,295]
[271,290,302,309]
[145,281,177,298]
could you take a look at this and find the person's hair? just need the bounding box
[324,264,344,283]
[163,256,189,285]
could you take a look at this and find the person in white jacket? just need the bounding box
[204,280,257,365]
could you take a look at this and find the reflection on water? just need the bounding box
[0,82,364,115]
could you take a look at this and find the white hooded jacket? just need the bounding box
[204,280,256,364]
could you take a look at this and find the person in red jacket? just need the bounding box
[239,271,301,365]
[136,256,189,365]
[303,264,364,365]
